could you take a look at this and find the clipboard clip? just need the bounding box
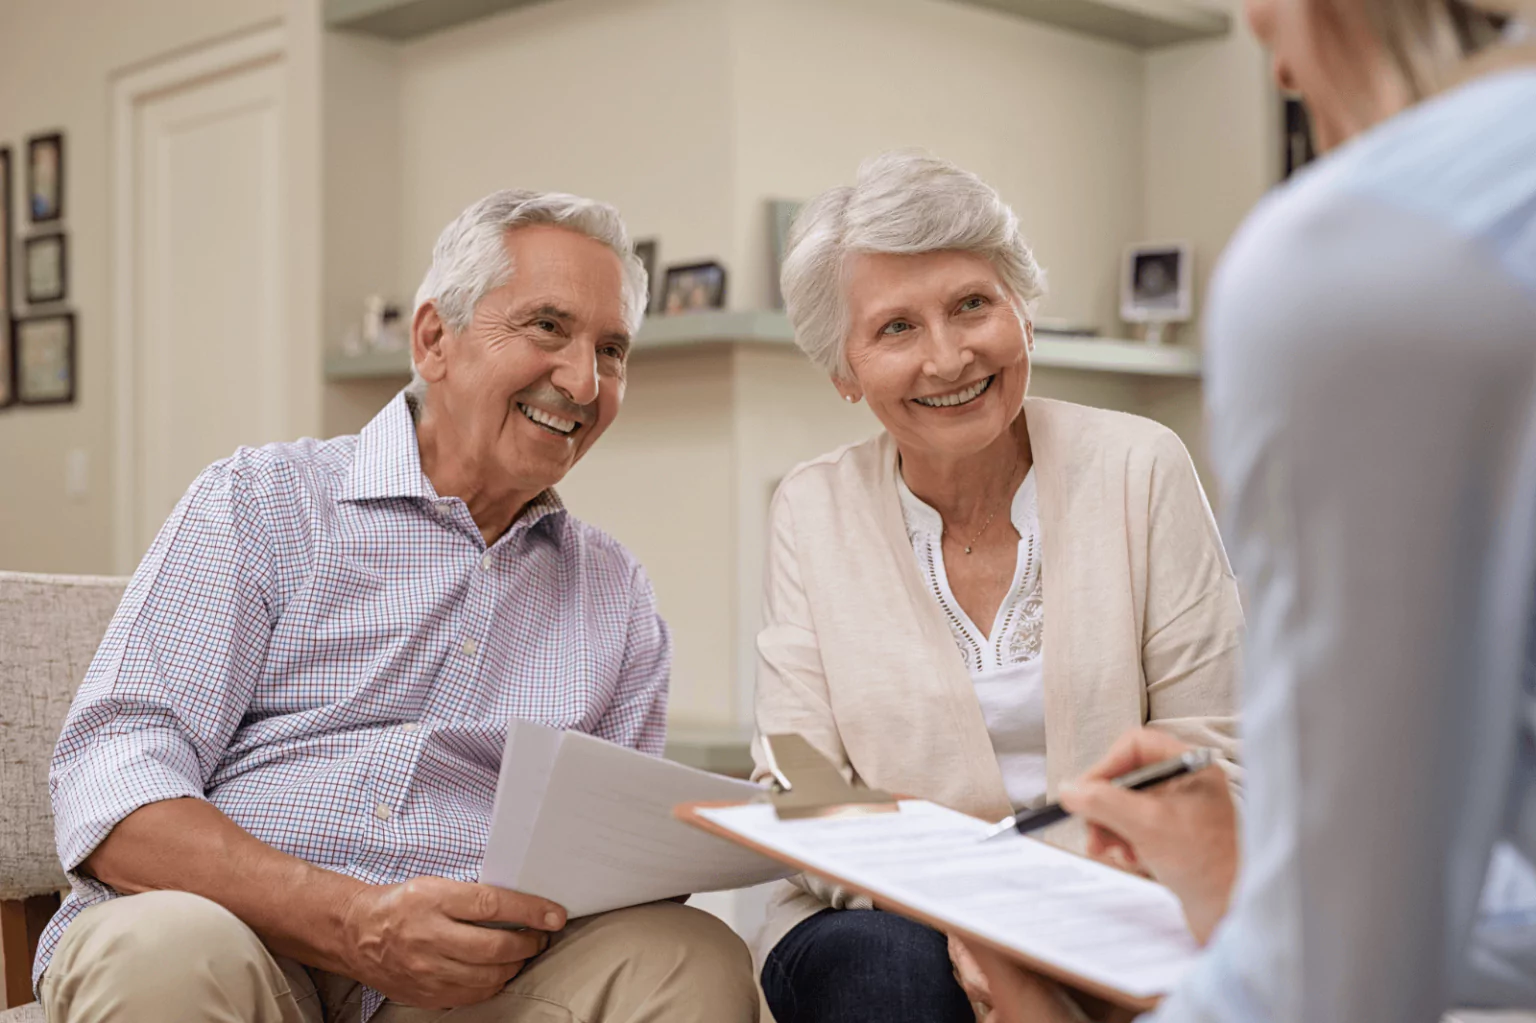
[760,733,900,820]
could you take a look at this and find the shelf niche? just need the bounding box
[324,0,1230,50]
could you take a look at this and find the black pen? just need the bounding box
[980,747,1215,842]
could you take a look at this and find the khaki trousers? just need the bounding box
[40,890,758,1023]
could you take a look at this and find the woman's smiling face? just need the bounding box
[840,248,1032,463]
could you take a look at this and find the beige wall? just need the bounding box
[728,0,1148,330]
[1143,0,1277,336]
[393,0,737,309]
[0,0,287,574]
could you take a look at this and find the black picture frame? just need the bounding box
[14,311,76,406]
[0,147,12,320]
[634,238,658,313]
[0,316,14,410]
[661,260,728,315]
[23,232,67,305]
[27,131,64,224]
[1282,98,1316,180]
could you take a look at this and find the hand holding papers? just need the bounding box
[479,721,793,919]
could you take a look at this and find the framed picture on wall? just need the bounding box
[15,311,75,405]
[24,232,67,304]
[0,147,12,320]
[27,132,64,223]
[0,316,13,409]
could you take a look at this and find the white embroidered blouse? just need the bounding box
[896,469,1048,809]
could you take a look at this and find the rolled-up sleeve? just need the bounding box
[50,462,276,872]
[594,561,671,757]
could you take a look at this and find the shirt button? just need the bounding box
[401,722,419,733]
[480,554,492,571]
[434,502,451,519]
[374,803,392,821]
[462,638,477,657]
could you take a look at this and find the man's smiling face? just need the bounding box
[420,224,632,497]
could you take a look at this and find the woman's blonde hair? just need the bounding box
[1361,0,1524,97]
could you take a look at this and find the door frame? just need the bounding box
[110,23,289,573]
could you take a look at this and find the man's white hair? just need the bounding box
[780,150,1046,378]
[406,189,648,400]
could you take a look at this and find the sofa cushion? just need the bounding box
[0,572,127,900]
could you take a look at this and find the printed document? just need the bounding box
[695,800,1199,1000]
[479,721,793,918]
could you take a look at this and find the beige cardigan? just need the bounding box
[750,397,1244,962]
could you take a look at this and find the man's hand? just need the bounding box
[1058,728,1239,945]
[338,878,567,1009]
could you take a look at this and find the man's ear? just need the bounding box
[412,302,450,385]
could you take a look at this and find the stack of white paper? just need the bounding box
[479,720,793,918]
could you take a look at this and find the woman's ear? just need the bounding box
[832,375,862,404]
[412,302,450,385]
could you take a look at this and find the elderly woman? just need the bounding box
[751,151,1244,1023]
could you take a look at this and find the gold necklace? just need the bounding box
[945,453,1022,555]
[952,508,999,555]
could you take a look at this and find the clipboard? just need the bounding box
[674,735,1186,1012]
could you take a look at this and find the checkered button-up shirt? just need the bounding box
[37,393,671,1018]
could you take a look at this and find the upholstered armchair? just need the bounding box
[0,572,126,1020]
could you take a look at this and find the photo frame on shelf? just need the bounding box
[767,199,803,309]
[1282,97,1315,180]
[27,132,64,223]
[0,147,12,321]
[1120,241,1192,345]
[15,311,76,405]
[661,261,727,315]
[24,232,67,305]
[634,238,658,313]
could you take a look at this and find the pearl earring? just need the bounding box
[844,394,856,403]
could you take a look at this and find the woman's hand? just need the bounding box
[1058,728,1239,945]
[965,944,1092,1023]
[948,934,993,1013]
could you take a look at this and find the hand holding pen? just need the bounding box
[1058,728,1239,946]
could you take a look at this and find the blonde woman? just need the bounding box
[751,152,1244,1023]
[974,1,1536,1021]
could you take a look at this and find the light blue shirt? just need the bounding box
[1154,66,1536,1021]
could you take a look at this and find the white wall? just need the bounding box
[0,0,290,574]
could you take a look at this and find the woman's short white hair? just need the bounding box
[780,150,1046,378]
[407,189,648,400]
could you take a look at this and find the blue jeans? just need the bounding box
[761,909,974,1023]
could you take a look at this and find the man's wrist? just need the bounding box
[271,868,370,974]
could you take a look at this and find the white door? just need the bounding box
[118,38,289,561]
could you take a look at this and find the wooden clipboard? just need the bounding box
[675,801,1161,1012]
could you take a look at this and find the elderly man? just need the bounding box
[33,190,757,1023]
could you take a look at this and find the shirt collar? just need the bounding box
[896,465,1037,540]
[339,392,570,536]
[340,392,433,502]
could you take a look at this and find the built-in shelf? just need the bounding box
[664,727,754,778]
[324,309,1202,382]
[324,0,1229,49]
